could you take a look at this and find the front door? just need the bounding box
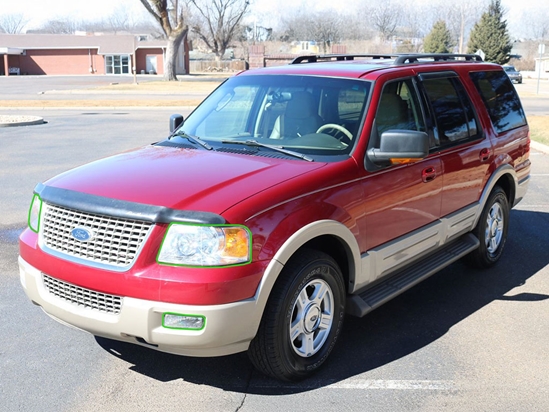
[359,77,443,282]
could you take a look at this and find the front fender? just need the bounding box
[248,219,361,338]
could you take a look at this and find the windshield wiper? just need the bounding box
[221,139,313,162]
[173,131,213,150]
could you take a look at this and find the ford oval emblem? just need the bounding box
[70,227,95,242]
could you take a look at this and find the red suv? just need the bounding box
[19,54,530,381]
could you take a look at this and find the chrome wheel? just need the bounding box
[248,249,345,381]
[290,279,334,358]
[485,202,504,254]
[466,186,509,268]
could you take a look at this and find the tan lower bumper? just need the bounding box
[19,256,264,357]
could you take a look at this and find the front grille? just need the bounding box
[43,274,122,314]
[41,203,152,268]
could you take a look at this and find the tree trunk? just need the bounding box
[164,31,187,81]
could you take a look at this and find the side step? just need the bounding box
[346,233,479,317]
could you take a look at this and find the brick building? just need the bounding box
[0,33,189,76]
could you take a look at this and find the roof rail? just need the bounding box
[393,53,483,64]
[290,53,483,65]
[291,54,396,64]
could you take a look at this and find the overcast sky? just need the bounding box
[1,0,546,39]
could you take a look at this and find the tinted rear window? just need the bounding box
[421,77,480,145]
[469,71,527,134]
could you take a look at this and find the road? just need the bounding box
[0,76,549,412]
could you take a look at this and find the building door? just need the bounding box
[146,56,157,74]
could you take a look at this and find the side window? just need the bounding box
[469,70,527,134]
[421,77,480,146]
[376,79,426,137]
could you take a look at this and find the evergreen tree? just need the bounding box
[467,0,512,64]
[423,20,454,53]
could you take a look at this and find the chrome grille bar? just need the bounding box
[41,203,152,268]
[43,274,122,315]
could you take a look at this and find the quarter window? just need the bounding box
[469,70,527,134]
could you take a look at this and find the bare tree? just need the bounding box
[190,0,250,61]
[442,1,486,53]
[37,18,79,34]
[107,5,137,34]
[368,1,402,41]
[139,0,189,81]
[0,13,29,34]
[521,9,549,40]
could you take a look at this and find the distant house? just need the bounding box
[0,33,189,76]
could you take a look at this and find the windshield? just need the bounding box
[175,74,371,157]
[504,66,517,72]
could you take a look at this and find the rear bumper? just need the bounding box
[19,256,264,357]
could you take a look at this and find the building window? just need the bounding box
[105,55,130,74]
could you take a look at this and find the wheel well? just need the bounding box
[302,235,352,290]
[494,173,515,205]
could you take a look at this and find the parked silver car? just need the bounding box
[503,65,523,84]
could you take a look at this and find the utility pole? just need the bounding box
[537,43,545,95]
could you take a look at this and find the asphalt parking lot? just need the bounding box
[1,75,549,412]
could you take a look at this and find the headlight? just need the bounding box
[28,194,42,233]
[157,223,251,267]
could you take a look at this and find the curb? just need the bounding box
[0,115,45,127]
[531,140,549,155]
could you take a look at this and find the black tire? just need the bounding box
[248,249,346,381]
[466,186,509,268]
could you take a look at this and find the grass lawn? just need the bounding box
[528,116,549,146]
[94,80,223,93]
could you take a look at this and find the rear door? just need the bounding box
[417,72,491,217]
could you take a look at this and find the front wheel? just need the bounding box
[466,186,509,268]
[248,249,346,381]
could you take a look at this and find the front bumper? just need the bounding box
[19,256,264,357]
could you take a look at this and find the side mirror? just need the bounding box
[169,114,184,133]
[367,130,429,166]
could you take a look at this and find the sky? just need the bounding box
[1,0,547,39]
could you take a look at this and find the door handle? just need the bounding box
[422,166,436,183]
[479,148,491,162]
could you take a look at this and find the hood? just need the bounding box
[45,145,326,214]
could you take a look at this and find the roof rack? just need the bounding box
[290,53,483,65]
[291,54,395,64]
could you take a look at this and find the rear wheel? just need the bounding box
[466,186,509,268]
[249,249,345,381]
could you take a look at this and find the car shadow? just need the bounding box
[95,209,549,394]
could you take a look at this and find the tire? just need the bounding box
[466,186,509,268]
[248,249,346,381]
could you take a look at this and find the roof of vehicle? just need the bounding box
[239,53,491,80]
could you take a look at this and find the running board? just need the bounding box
[346,233,479,317]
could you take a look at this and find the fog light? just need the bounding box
[162,313,205,330]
